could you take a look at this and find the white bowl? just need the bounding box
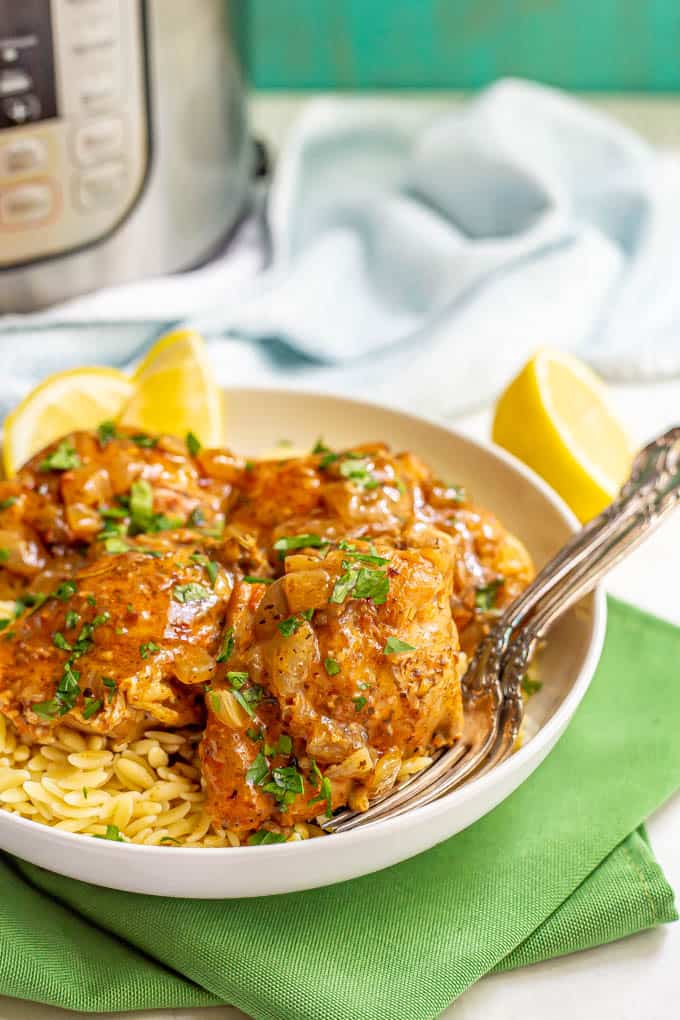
[0,389,606,897]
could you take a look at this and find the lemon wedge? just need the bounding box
[118,328,225,445]
[492,348,633,522]
[2,368,133,478]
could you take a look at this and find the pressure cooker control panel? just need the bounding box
[0,0,149,268]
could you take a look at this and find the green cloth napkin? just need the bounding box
[0,597,677,1019]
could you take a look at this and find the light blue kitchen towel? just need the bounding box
[2,78,680,418]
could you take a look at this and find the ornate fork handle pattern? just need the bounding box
[324,427,680,834]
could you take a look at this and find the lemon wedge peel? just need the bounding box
[2,367,134,478]
[492,348,634,523]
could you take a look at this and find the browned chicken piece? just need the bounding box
[200,528,465,836]
[12,428,236,550]
[0,545,232,744]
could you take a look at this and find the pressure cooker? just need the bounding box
[0,0,250,312]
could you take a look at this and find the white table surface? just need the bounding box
[1,94,678,1020]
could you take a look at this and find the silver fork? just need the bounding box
[323,426,680,834]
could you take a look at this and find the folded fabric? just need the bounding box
[3,80,680,419]
[0,597,677,1020]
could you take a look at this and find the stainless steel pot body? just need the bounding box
[0,0,249,312]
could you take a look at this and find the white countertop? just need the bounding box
[1,94,678,1020]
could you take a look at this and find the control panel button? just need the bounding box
[73,117,123,166]
[1,182,53,225]
[75,161,126,211]
[1,93,41,125]
[0,68,32,96]
[79,70,118,112]
[2,136,47,174]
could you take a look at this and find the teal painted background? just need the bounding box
[235,0,680,91]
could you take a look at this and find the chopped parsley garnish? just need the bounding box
[139,641,161,659]
[330,565,389,606]
[129,478,153,520]
[352,568,389,604]
[0,548,9,564]
[172,583,211,604]
[246,727,263,742]
[324,657,340,676]
[273,533,324,556]
[475,579,504,612]
[233,684,264,718]
[339,457,379,489]
[39,440,81,472]
[95,824,125,842]
[318,451,340,469]
[186,431,202,456]
[521,674,543,697]
[130,433,158,449]
[82,697,102,720]
[384,637,416,655]
[227,671,249,688]
[312,438,331,454]
[0,497,17,511]
[52,632,71,651]
[246,751,269,786]
[97,420,120,446]
[353,695,367,712]
[104,537,129,554]
[242,575,274,585]
[264,733,292,756]
[65,610,80,629]
[216,627,234,663]
[86,595,97,607]
[99,506,128,520]
[278,615,305,637]
[14,592,47,617]
[159,836,182,845]
[102,677,117,702]
[309,764,332,818]
[337,543,389,566]
[54,580,77,601]
[263,765,305,807]
[32,661,81,718]
[190,552,219,587]
[248,829,286,846]
[82,787,88,799]
[0,620,9,631]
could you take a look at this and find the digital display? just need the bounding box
[0,0,58,129]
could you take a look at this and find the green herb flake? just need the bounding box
[52,632,71,652]
[312,438,331,455]
[0,548,10,564]
[318,451,340,469]
[216,627,234,663]
[139,641,161,659]
[352,568,389,605]
[338,457,379,489]
[82,787,88,799]
[102,677,117,702]
[248,829,286,846]
[475,578,504,612]
[227,671,249,689]
[273,533,324,556]
[130,433,158,449]
[329,569,357,605]
[353,695,367,712]
[172,583,211,604]
[384,637,416,655]
[82,697,102,720]
[309,774,333,818]
[324,657,340,676]
[186,431,202,456]
[0,497,17,511]
[278,615,304,638]
[97,420,119,447]
[0,619,9,631]
[246,751,270,787]
[233,685,264,718]
[521,674,543,698]
[104,537,130,555]
[39,440,81,473]
[54,580,77,602]
[94,824,125,842]
[246,727,262,742]
[65,610,80,629]
[86,595,97,607]
[188,507,206,527]
[242,575,274,585]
